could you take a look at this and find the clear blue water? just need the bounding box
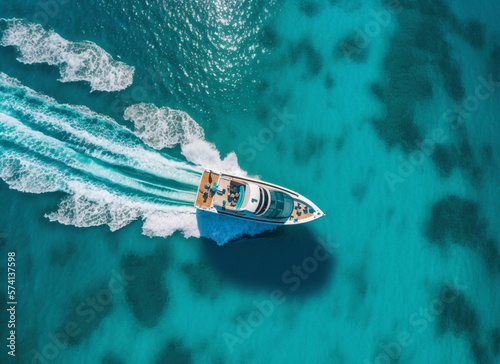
[0,0,499,363]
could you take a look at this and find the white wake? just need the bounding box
[0,18,134,92]
[0,75,274,244]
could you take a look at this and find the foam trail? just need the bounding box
[124,103,249,176]
[0,113,271,241]
[0,18,134,92]
[123,103,205,149]
[0,72,202,186]
[0,145,195,232]
[0,114,194,203]
[0,75,274,244]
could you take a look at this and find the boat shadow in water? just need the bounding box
[197,211,335,296]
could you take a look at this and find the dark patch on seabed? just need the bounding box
[371,0,482,152]
[481,144,493,163]
[489,41,500,82]
[426,196,482,245]
[350,182,367,203]
[59,282,114,346]
[459,20,485,49]
[430,129,482,184]
[334,133,346,151]
[436,287,479,337]
[348,267,368,298]
[181,261,222,299]
[156,340,193,364]
[425,195,500,273]
[292,131,329,163]
[330,0,362,12]
[324,73,334,89]
[259,24,280,49]
[102,352,124,364]
[298,0,321,17]
[288,39,323,77]
[491,328,500,356]
[335,32,370,63]
[435,286,493,364]
[121,247,169,328]
[254,86,290,125]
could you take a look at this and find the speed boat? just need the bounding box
[194,170,325,225]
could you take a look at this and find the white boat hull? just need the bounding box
[194,170,325,226]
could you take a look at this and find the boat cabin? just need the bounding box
[195,170,319,224]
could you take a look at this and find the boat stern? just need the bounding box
[194,170,220,212]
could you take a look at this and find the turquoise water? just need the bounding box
[0,0,499,363]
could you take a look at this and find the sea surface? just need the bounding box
[0,0,499,363]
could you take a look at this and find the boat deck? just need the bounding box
[213,177,231,207]
[195,171,320,224]
[289,200,314,222]
[195,171,220,209]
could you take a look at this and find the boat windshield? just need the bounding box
[235,185,245,209]
[262,190,294,219]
